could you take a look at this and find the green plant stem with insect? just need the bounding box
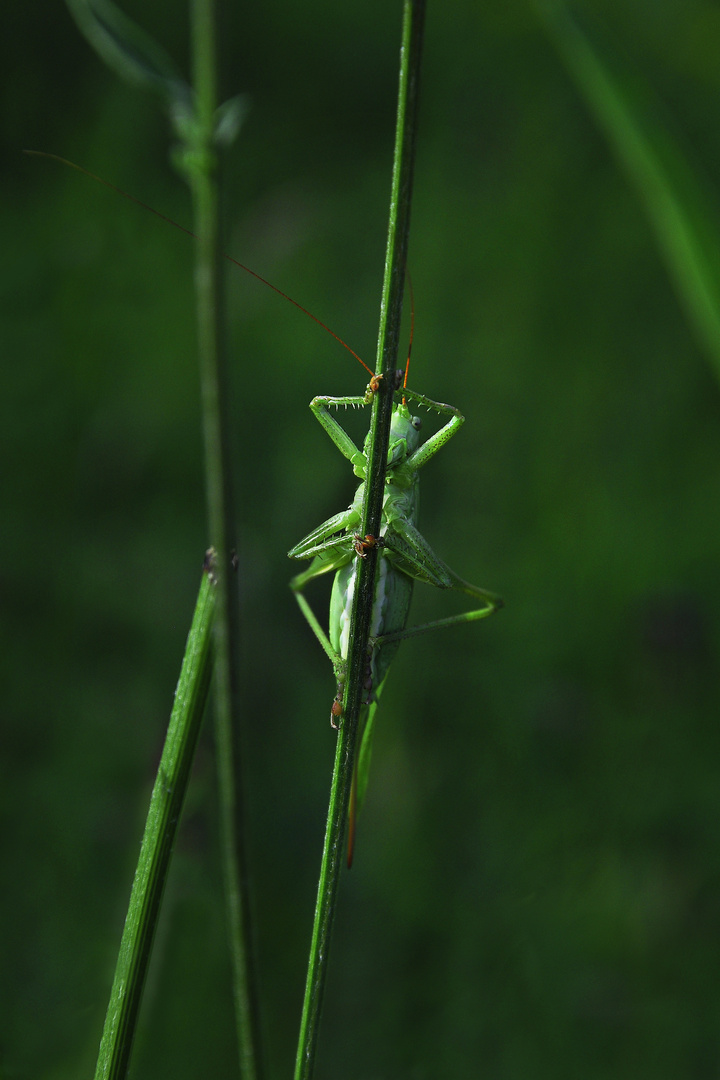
[288,363,503,865]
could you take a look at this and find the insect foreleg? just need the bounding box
[401,388,466,474]
[309,395,370,476]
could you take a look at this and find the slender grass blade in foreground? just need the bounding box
[94,556,216,1080]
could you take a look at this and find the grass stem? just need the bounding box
[186,1,264,1076]
[293,4,427,1077]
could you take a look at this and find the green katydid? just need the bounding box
[288,347,503,866]
[30,152,501,863]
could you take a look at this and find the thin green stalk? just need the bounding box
[186,2,263,1077]
[293,3,427,1077]
[63,0,259,1070]
[94,560,217,1080]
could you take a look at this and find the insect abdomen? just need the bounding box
[329,553,414,699]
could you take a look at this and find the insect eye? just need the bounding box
[412,416,422,430]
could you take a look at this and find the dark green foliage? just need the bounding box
[5,2,720,1077]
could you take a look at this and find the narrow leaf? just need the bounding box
[543,6,720,383]
[214,95,249,147]
[94,559,216,1080]
[66,0,191,110]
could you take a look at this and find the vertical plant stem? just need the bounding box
[187,2,263,1077]
[93,563,217,1080]
[293,4,426,1078]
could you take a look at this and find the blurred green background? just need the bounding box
[4,1,720,1077]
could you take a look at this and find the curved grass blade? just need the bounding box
[94,556,216,1080]
[66,0,190,110]
[543,6,720,384]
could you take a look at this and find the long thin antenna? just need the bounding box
[25,150,375,378]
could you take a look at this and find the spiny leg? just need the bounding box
[401,387,466,473]
[309,395,370,475]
